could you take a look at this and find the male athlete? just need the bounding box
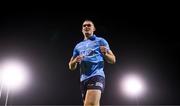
[69,19,116,106]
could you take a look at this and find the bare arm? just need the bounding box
[104,50,116,64]
[68,57,78,71]
[100,46,116,64]
[68,55,83,71]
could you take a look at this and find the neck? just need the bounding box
[84,33,93,40]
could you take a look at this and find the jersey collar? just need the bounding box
[88,34,96,41]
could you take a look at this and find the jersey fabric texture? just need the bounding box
[72,34,110,82]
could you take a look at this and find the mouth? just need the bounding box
[84,29,90,32]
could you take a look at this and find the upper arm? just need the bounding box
[72,46,79,57]
[99,38,110,51]
[69,46,79,63]
[108,49,115,57]
[100,38,116,62]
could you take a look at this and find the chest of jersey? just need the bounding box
[77,40,100,57]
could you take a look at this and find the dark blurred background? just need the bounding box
[0,3,179,105]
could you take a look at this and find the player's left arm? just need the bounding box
[100,46,116,64]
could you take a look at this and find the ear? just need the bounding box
[82,28,84,33]
[93,27,96,31]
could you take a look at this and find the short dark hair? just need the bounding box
[82,19,95,26]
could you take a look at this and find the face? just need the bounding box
[82,21,96,38]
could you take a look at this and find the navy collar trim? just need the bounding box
[85,34,96,41]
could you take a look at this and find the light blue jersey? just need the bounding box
[72,34,110,82]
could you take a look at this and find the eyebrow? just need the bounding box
[83,24,92,27]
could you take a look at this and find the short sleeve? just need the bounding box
[99,38,110,51]
[72,46,79,58]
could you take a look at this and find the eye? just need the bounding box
[83,24,91,27]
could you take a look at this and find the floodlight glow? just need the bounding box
[1,59,29,91]
[0,71,3,99]
[121,74,145,97]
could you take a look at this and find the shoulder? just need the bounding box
[95,35,107,41]
[74,40,85,49]
[96,36,108,43]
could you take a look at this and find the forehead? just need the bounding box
[83,21,94,25]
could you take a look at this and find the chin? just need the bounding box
[85,33,91,37]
